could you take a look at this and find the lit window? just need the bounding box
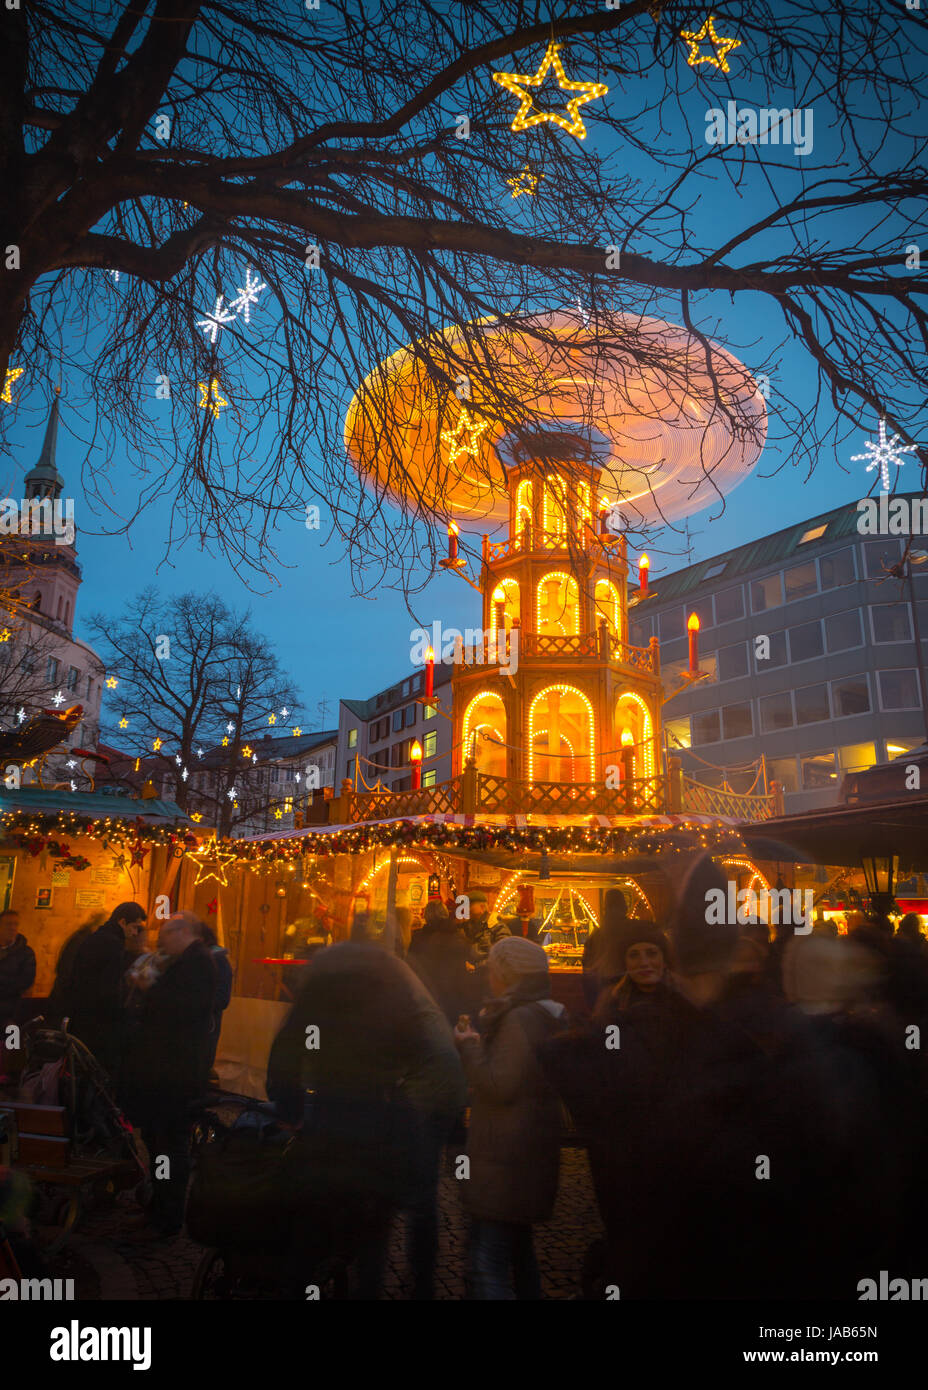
[348,727,358,748]
[768,756,799,794]
[423,769,437,788]
[664,716,691,750]
[837,743,876,772]
[424,702,436,721]
[784,562,817,602]
[801,751,837,788]
[750,573,783,613]
[799,525,827,545]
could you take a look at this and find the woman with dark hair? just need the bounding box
[591,922,676,1026]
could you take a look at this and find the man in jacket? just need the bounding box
[0,910,36,1026]
[461,890,510,965]
[124,912,215,1240]
[60,901,147,1079]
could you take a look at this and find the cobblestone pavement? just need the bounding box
[39,1146,602,1301]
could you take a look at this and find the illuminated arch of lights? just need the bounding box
[536,571,579,635]
[532,727,576,779]
[515,479,533,537]
[462,689,506,761]
[721,857,771,896]
[594,577,621,634]
[490,577,520,637]
[528,683,595,784]
[358,854,425,893]
[615,690,656,779]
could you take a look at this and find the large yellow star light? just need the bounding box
[186,842,236,887]
[197,376,228,418]
[680,15,742,73]
[492,43,608,141]
[2,368,24,404]
[441,405,490,465]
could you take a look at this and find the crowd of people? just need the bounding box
[3,862,928,1298]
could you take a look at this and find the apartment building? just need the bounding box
[336,660,454,794]
[628,496,928,812]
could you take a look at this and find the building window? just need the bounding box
[66,666,80,691]
[824,610,862,653]
[393,776,410,792]
[659,606,685,641]
[884,737,922,760]
[347,727,358,748]
[819,547,855,590]
[702,561,728,581]
[86,673,93,696]
[717,642,748,682]
[870,604,912,644]
[392,709,404,733]
[801,751,837,789]
[794,683,831,725]
[630,615,654,646]
[750,574,783,613]
[423,769,437,788]
[789,620,824,663]
[391,742,404,768]
[838,743,876,773]
[424,701,436,722]
[768,755,799,794]
[784,561,818,603]
[799,524,828,545]
[878,669,921,710]
[863,539,901,579]
[664,716,691,750]
[346,756,355,781]
[404,704,417,728]
[715,585,744,624]
[759,691,794,732]
[753,630,788,671]
[831,675,870,717]
[691,709,721,745]
[721,703,753,740]
[46,656,59,685]
[402,679,411,696]
[423,730,437,757]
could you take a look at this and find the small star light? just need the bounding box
[441,405,490,465]
[70,780,77,792]
[268,713,277,725]
[2,368,24,404]
[852,419,919,492]
[181,767,189,781]
[506,164,540,198]
[105,676,118,689]
[153,737,163,751]
[0,629,10,642]
[196,747,204,759]
[221,736,229,747]
[197,377,228,419]
[174,754,182,765]
[274,809,283,820]
[16,708,26,723]
[252,754,258,764]
[190,812,203,822]
[229,267,267,325]
[242,745,254,759]
[52,690,65,707]
[492,42,608,141]
[109,270,121,283]
[66,759,77,769]
[226,787,237,800]
[118,717,128,729]
[196,295,236,345]
[280,707,289,718]
[680,15,742,73]
[292,726,302,736]
[226,721,235,734]
[186,842,236,887]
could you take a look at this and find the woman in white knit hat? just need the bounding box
[453,935,567,1299]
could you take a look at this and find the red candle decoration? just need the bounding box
[410,739,423,790]
[447,522,459,563]
[620,728,635,813]
[425,646,435,700]
[599,500,611,536]
[687,611,700,672]
[638,552,650,595]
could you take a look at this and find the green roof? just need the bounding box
[0,788,191,822]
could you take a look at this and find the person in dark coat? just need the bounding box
[59,901,147,1080]
[460,890,510,965]
[199,924,233,1070]
[123,912,215,1240]
[407,901,474,1024]
[581,887,629,1011]
[44,912,106,1026]
[0,910,36,1027]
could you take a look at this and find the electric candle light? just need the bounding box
[425,646,435,700]
[638,553,650,595]
[410,739,423,790]
[448,522,459,563]
[687,611,700,673]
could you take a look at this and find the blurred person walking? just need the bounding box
[58,901,147,1080]
[0,910,36,1029]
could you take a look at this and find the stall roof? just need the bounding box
[739,795,928,870]
[239,810,742,844]
[0,787,194,823]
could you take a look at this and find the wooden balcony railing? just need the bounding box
[681,776,775,822]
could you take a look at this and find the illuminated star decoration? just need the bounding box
[492,42,608,141]
[197,377,228,419]
[130,839,150,868]
[196,747,204,759]
[206,897,218,915]
[225,787,237,800]
[66,759,77,769]
[506,164,541,198]
[196,295,236,345]
[52,690,65,707]
[181,767,189,781]
[186,842,236,887]
[174,754,182,765]
[280,707,289,719]
[292,726,302,736]
[441,405,490,466]
[679,15,742,73]
[70,780,77,791]
[242,745,254,759]
[106,676,118,689]
[226,722,235,734]
[2,368,24,404]
[0,629,10,641]
[268,713,277,725]
[118,717,129,729]
[229,267,267,325]
[274,809,283,820]
[190,812,203,823]
[153,737,163,751]
[221,736,229,747]
[16,708,26,723]
[851,419,919,492]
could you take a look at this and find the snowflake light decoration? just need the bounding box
[52,690,65,707]
[226,722,235,734]
[196,295,236,345]
[230,267,267,325]
[16,708,25,723]
[852,419,919,491]
[66,759,77,769]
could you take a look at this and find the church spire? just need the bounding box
[24,387,65,500]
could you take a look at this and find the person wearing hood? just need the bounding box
[453,936,567,1299]
[0,910,36,1027]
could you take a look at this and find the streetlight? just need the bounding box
[860,853,898,921]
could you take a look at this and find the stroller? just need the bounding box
[6,1020,147,1241]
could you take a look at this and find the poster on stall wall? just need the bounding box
[91,868,122,887]
[51,870,70,887]
[75,889,106,910]
[35,887,53,910]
